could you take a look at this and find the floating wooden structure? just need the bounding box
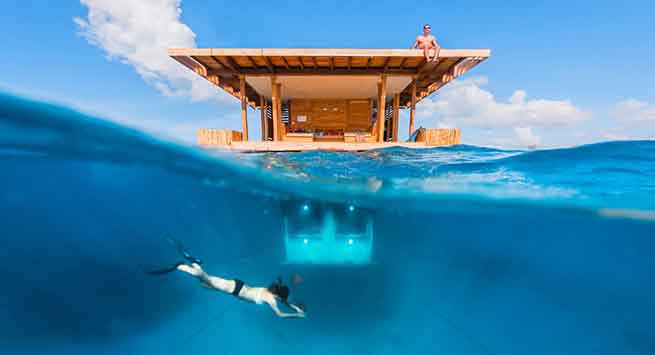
[169,48,490,152]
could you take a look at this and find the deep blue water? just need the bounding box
[1,92,654,355]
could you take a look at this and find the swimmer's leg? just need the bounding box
[202,275,236,293]
[177,263,205,278]
[177,263,235,293]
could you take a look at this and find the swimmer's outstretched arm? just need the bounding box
[267,299,306,318]
[288,304,304,313]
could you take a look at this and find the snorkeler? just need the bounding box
[147,237,306,319]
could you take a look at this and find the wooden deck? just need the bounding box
[205,141,435,152]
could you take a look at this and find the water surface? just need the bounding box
[1,93,654,355]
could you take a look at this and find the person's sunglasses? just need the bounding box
[424,27,431,29]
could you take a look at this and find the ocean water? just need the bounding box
[1,92,654,355]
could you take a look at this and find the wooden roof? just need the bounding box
[169,48,490,108]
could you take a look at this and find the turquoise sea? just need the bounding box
[1,92,654,355]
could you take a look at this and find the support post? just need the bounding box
[370,98,376,139]
[275,83,282,140]
[409,79,417,137]
[271,76,280,141]
[377,74,387,142]
[240,75,249,141]
[386,107,392,139]
[260,95,267,141]
[392,93,400,142]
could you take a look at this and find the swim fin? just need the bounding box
[145,261,184,275]
[166,236,202,265]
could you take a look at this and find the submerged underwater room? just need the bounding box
[1,94,655,355]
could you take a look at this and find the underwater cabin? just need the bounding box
[169,48,490,152]
[282,200,374,265]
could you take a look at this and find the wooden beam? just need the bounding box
[297,56,304,70]
[329,57,334,71]
[260,95,267,141]
[347,56,352,70]
[202,71,255,105]
[280,56,290,69]
[219,83,238,99]
[245,56,258,68]
[208,55,225,69]
[392,93,400,142]
[271,76,280,141]
[383,57,392,70]
[399,57,407,69]
[377,74,387,142]
[240,75,249,141]
[196,48,491,59]
[221,76,239,93]
[311,56,318,70]
[416,58,441,76]
[453,58,479,78]
[202,68,417,76]
[416,58,430,73]
[426,80,446,96]
[171,55,207,76]
[189,56,210,76]
[365,57,373,69]
[409,79,417,137]
[262,56,275,73]
[221,56,241,73]
[206,74,220,86]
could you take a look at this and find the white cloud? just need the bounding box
[417,76,591,129]
[74,0,227,103]
[513,127,540,146]
[602,132,631,141]
[611,99,655,124]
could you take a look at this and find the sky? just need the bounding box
[1,0,654,148]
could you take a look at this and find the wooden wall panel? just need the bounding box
[289,99,372,132]
[311,100,347,130]
[348,100,372,131]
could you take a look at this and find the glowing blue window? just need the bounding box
[283,201,373,265]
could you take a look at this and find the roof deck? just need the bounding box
[169,48,490,107]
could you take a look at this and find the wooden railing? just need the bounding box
[197,129,242,146]
[415,128,461,146]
